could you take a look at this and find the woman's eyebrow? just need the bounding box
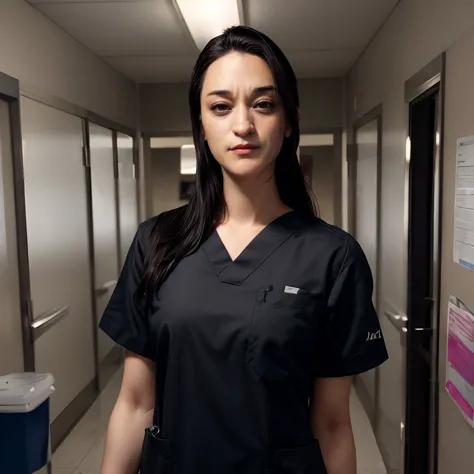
[254,85,277,94]
[206,85,277,98]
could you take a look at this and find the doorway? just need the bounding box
[350,106,382,429]
[404,57,444,474]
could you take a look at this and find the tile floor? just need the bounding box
[50,368,386,474]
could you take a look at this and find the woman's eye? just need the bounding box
[255,101,275,112]
[211,103,231,113]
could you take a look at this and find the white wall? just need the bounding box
[298,79,343,133]
[346,0,474,472]
[139,78,343,136]
[140,83,191,136]
[0,0,137,129]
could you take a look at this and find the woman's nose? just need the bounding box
[232,107,255,137]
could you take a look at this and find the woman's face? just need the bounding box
[200,52,290,179]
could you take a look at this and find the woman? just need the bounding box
[99,26,388,474]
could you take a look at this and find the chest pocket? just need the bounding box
[246,287,327,383]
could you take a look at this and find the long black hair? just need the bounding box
[141,26,316,300]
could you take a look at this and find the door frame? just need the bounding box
[348,105,383,430]
[0,71,35,372]
[112,130,122,270]
[115,130,141,265]
[86,120,127,391]
[403,53,445,474]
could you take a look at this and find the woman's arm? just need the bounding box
[100,351,156,474]
[310,376,356,474]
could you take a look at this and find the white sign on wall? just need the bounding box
[454,137,474,270]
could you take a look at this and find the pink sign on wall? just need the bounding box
[446,296,474,428]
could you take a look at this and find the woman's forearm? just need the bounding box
[317,423,356,474]
[100,397,154,474]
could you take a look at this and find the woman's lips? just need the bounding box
[230,145,260,155]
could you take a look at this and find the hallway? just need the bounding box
[3,1,474,473]
[51,368,387,474]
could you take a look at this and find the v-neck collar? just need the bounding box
[202,210,303,285]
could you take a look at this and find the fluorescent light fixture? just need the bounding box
[405,136,411,163]
[176,0,242,50]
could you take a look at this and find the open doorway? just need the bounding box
[404,56,444,474]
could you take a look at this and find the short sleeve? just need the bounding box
[314,239,389,378]
[99,222,153,360]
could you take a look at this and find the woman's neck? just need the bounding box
[220,171,291,227]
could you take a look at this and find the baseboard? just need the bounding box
[51,345,124,453]
[51,379,98,452]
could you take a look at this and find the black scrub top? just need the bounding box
[99,209,388,474]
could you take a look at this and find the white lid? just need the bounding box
[0,373,55,413]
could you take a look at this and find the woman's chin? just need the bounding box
[223,159,272,180]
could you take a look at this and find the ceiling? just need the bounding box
[27,0,400,84]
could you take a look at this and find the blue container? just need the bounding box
[0,399,50,474]
[0,373,54,474]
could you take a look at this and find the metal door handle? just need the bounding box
[384,309,408,333]
[95,280,117,294]
[32,306,70,341]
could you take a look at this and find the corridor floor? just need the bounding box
[51,369,387,474]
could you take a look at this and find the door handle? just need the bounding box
[384,309,408,333]
[32,306,70,341]
[95,280,117,295]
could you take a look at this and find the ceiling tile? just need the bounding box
[106,55,198,83]
[35,1,197,56]
[245,0,399,51]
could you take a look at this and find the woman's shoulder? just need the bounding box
[299,215,356,249]
[297,214,367,273]
[138,205,188,234]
